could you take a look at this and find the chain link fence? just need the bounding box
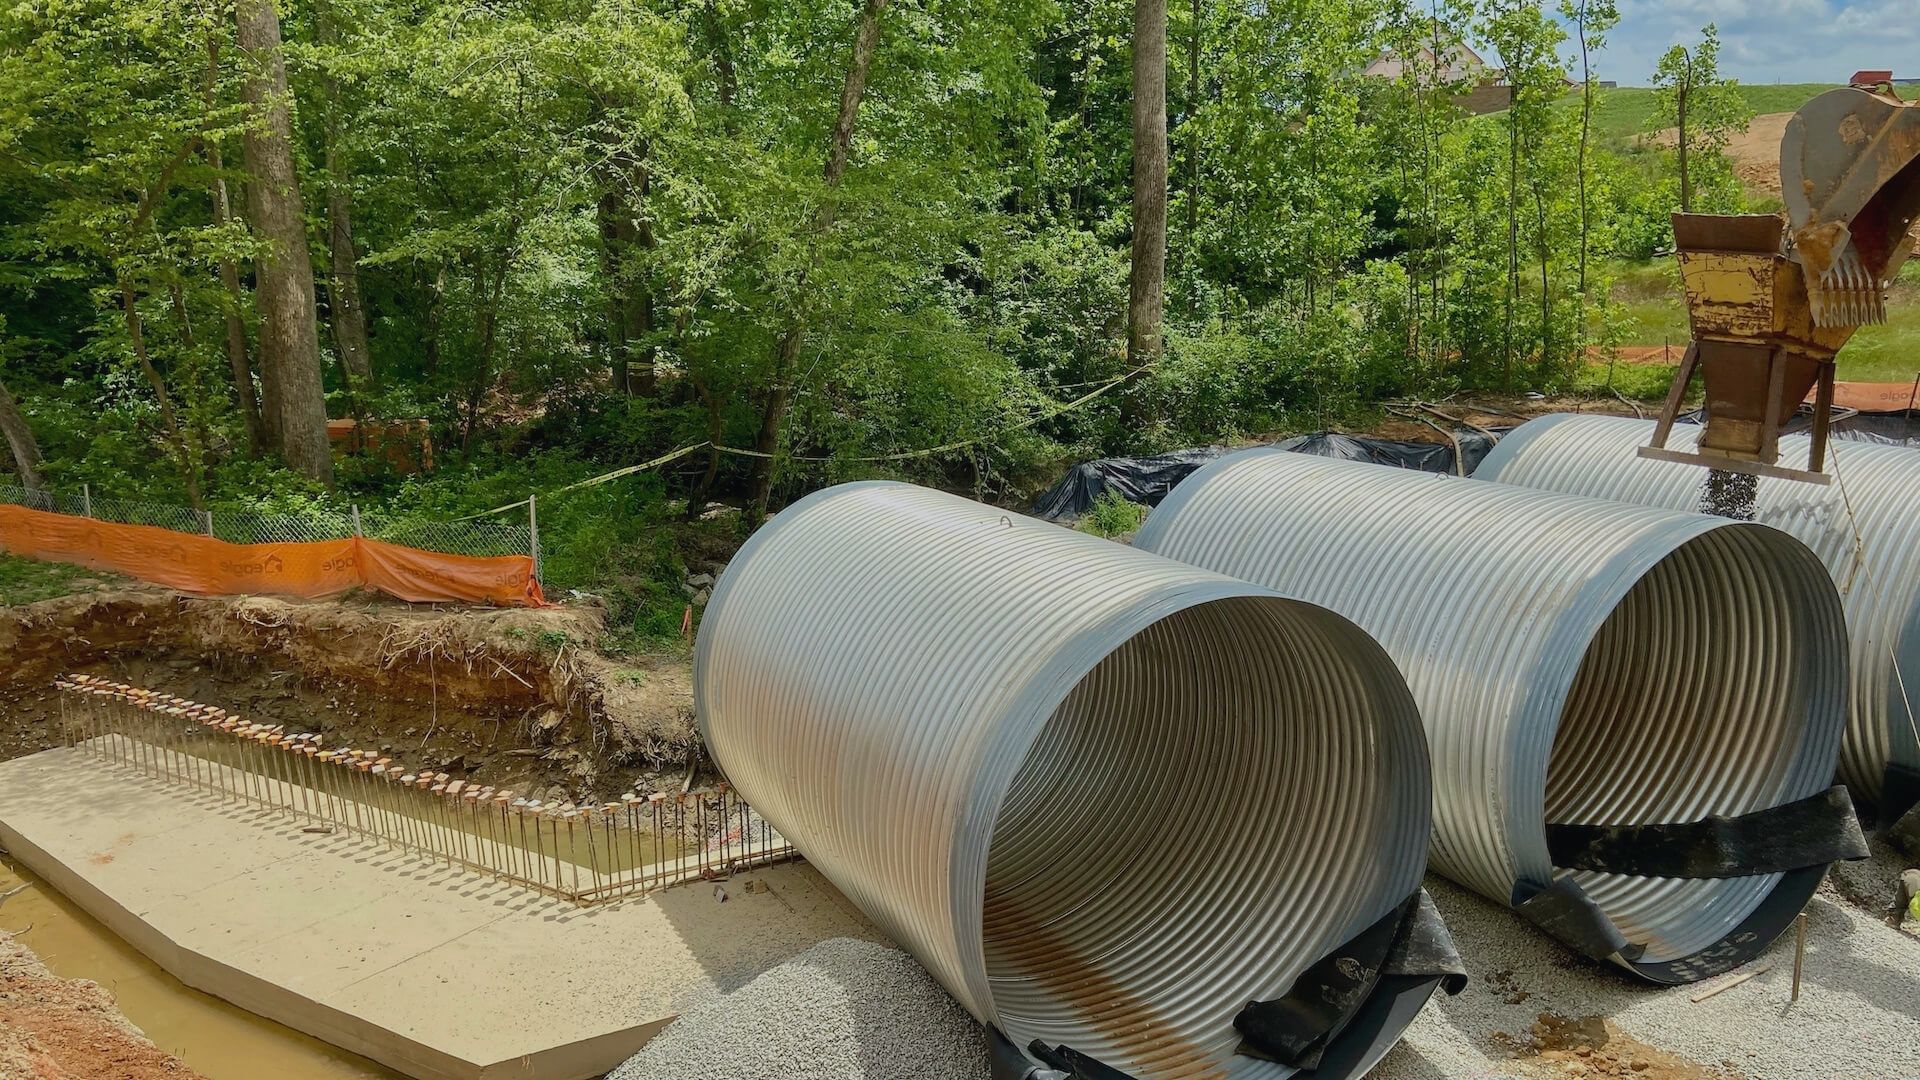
[0,482,538,580]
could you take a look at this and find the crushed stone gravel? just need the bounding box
[608,937,989,1080]
[1375,859,1920,1080]
[611,848,1920,1080]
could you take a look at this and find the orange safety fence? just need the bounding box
[0,503,545,607]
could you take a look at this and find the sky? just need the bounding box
[1523,0,1920,86]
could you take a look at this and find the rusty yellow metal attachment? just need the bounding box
[1644,86,1920,486]
[1783,86,1920,328]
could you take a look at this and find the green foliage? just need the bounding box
[0,0,1818,599]
[1078,490,1146,537]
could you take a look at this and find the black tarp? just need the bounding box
[1031,429,1503,520]
[1028,447,1231,521]
[1675,403,1920,446]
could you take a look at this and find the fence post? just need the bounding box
[203,510,214,537]
[81,483,93,518]
[528,493,540,584]
[351,504,363,536]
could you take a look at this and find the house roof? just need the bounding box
[1850,70,1894,84]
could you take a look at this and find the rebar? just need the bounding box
[51,677,792,904]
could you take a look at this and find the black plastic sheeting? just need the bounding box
[1031,430,1503,521]
[1513,783,1867,985]
[1675,404,1920,447]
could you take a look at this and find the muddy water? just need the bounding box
[0,860,399,1080]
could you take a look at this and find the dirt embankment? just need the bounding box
[0,588,698,801]
[0,928,201,1080]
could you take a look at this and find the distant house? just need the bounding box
[1365,43,1519,114]
[1850,69,1894,86]
[1365,43,1490,85]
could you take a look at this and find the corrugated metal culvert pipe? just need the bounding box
[1476,414,1920,815]
[695,482,1445,1078]
[1134,450,1854,983]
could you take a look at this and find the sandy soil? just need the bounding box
[0,928,201,1079]
[1646,113,1790,201]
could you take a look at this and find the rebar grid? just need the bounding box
[52,675,793,905]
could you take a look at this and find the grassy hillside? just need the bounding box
[1608,258,1920,383]
[1566,84,1837,145]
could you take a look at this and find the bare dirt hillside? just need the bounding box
[1647,112,1791,200]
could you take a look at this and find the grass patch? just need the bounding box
[1609,259,1690,347]
[1569,360,1677,402]
[1605,259,1920,383]
[0,553,114,605]
[1567,84,1837,146]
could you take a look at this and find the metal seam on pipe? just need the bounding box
[1132,450,1847,972]
[1476,413,1920,801]
[694,481,1432,1077]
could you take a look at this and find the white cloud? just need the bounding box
[1583,3,1917,85]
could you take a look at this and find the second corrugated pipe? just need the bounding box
[1135,448,1863,984]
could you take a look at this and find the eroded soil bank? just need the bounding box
[0,924,205,1080]
[0,588,700,800]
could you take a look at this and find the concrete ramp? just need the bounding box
[0,747,880,1080]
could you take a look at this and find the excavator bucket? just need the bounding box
[1643,85,1919,487]
[1781,86,1920,326]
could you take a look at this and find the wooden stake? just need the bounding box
[1792,911,1808,1002]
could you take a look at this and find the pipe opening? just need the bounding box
[1547,527,1829,962]
[982,596,1428,1077]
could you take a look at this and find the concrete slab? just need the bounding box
[0,747,882,1080]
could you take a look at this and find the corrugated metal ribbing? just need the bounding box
[695,482,1432,1078]
[1134,451,1846,967]
[1477,414,1920,799]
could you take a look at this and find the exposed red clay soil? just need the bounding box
[0,929,202,1080]
[1493,1012,1740,1079]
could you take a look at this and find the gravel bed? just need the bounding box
[1375,857,1920,1080]
[611,848,1919,1080]
[608,937,989,1080]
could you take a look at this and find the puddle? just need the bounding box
[0,858,398,1080]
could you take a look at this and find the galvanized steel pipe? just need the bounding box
[1477,414,1920,803]
[695,482,1433,1077]
[1134,450,1848,977]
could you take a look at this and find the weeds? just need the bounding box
[1078,491,1148,538]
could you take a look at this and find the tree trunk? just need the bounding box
[745,0,888,518]
[686,374,726,521]
[208,142,266,453]
[1504,80,1520,388]
[0,374,43,490]
[595,142,657,397]
[702,1,738,117]
[317,0,372,393]
[596,186,632,396]
[200,35,266,453]
[324,162,373,390]
[120,279,204,510]
[237,0,333,486]
[1184,0,1200,243]
[1125,0,1168,420]
[1575,6,1591,306]
[1677,84,1691,212]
